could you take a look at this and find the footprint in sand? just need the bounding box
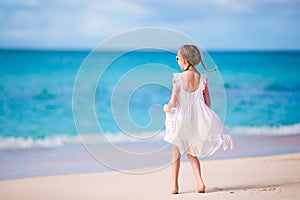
[261,187,277,192]
[212,187,223,192]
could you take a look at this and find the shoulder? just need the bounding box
[201,74,208,82]
[173,73,182,80]
[173,72,182,77]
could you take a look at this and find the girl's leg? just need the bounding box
[171,146,180,194]
[187,154,206,193]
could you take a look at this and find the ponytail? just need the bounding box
[200,59,217,73]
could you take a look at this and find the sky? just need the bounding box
[0,0,300,50]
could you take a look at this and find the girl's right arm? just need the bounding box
[163,79,179,112]
[164,93,177,112]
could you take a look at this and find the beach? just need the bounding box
[1,152,299,200]
[1,50,300,199]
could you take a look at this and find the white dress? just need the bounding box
[164,73,236,158]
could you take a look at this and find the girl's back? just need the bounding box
[181,70,201,93]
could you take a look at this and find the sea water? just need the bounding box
[1,49,300,149]
[1,49,300,179]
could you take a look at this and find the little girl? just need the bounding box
[163,45,236,194]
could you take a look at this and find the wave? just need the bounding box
[228,123,300,136]
[0,131,165,150]
[1,123,300,150]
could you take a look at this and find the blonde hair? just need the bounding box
[179,45,216,73]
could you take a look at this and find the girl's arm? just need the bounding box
[163,80,179,112]
[203,84,211,107]
[164,92,177,112]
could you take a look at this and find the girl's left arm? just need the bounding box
[203,84,211,107]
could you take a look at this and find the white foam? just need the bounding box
[0,131,165,150]
[0,135,80,150]
[228,123,300,136]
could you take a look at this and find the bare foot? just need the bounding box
[197,183,206,193]
[171,184,179,194]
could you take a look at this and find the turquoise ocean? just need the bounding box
[1,49,300,179]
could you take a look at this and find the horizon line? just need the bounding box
[1,46,300,52]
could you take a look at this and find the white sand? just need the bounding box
[1,153,299,200]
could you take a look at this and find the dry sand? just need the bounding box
[1,153,299,200]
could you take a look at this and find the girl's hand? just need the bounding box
[163,104,170,112]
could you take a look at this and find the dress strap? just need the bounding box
[172,73,182,94]
[173,73,181,87]
[201,74,208,93]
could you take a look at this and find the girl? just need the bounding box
[163,45,236,194]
